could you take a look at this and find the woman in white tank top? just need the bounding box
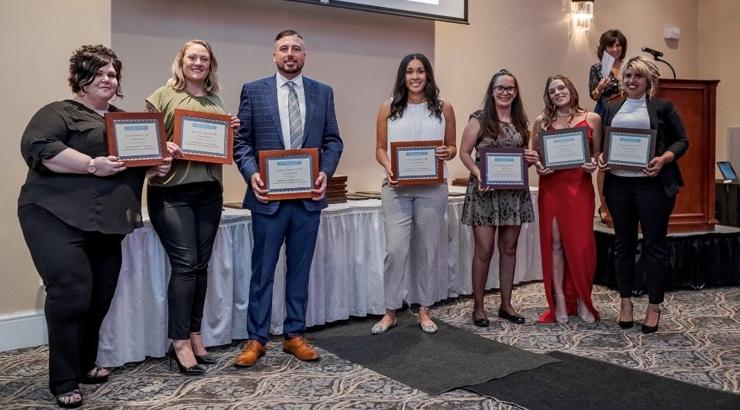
[371,53,457,335]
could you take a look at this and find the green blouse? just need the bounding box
[146,85,227,187]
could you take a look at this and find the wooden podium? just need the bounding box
[600,79,720,233]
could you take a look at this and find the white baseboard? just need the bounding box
[0,310,47,352]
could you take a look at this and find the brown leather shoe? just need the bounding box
[234,340,265,367]
[282,336,320,361]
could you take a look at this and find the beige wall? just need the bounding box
[698,0,740,167]
[111,0,435,202]
[436,0,700,184]
[0,0,112,314]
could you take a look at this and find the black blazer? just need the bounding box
[603,97,689,196]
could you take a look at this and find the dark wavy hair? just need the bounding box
[68,44,123,98]
[388,53,443,121]
[597,29,627,60]
[479,69,529,145]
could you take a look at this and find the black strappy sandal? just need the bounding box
[56,389,82,409]
[80,366,109,384]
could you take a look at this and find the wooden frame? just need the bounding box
[173,109,234,164]
[259,148,319,200]
[390,140,444,186]
[604,127,657,171]
[538,127,590,170]
[104,112,167,167]
[479,147,528,190]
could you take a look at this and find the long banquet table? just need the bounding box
[97,190,542,367]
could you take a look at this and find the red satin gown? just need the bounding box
[537,120,600,323]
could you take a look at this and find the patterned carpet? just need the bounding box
[1,283,738,409]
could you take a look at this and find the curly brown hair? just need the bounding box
[68,44,123,98]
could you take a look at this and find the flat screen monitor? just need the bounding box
[286,0,468,24]
[717,161,738,181]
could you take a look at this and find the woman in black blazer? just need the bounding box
[598,56,688,334]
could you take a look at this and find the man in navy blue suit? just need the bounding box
[233,29,343,366]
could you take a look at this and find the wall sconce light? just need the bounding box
[571,0,594,31]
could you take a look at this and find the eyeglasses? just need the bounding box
[493,86,517,95]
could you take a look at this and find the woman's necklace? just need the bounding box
[556,110,571,118]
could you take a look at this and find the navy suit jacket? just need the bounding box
[234,75,343,214]
[603,97,689,197]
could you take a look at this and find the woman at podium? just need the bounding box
[589,29,627,118]
[598,56,689,334]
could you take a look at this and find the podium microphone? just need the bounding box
[641,47,676,79]
[641,47,664,58]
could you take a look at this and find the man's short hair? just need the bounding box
[275,29,303,42]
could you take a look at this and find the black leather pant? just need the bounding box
[147,181,223,340]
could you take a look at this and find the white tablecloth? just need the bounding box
[98,190,541,367]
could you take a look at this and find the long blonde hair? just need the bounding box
[167,39,220,93]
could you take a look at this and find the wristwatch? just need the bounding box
[87,158,97,174]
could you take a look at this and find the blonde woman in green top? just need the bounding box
[145,39,239,375]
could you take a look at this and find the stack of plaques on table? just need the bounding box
[347,191,382,200]
[223,201,243,209]
[452,177,469,187]
[327,174,348,204]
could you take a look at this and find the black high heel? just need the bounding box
[167,345,206,375]
[190,333,216,364]
[641,307,661,334]
[195,353,217,365]
[618,319,634,329]
[618,299,634,329]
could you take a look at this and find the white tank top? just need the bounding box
[384,100,447,178]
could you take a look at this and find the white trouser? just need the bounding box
[381,182,449,309]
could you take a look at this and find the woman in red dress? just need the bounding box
[532,75,602,323]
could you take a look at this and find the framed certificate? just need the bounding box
[173,109,233,164]
[104,112,167,167]
[479,147,528,190]
[259,148,319,200]
[604,127,657,170]
[390,140,444,185]
[538,127,590,170]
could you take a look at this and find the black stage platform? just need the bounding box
[594,219,740,291]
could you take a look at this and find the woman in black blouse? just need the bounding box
[589,29,627,118]
[18,45,170,408]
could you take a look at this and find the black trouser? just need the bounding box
[604,175,676,304]
[18,204,124,396]
[147,181,223,340]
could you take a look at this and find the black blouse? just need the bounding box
[589,63,621,102]
[18,100,146,235]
